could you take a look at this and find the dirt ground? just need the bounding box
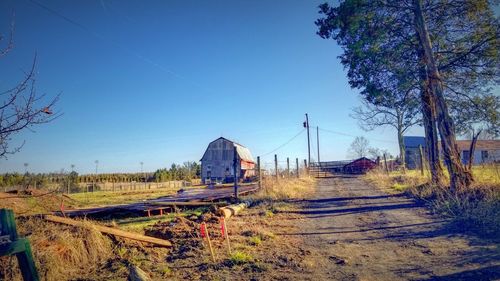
[3,176,499,280]
[280,176,500,281]
[167,176,500,281]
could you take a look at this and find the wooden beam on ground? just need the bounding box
[44,215,172,247]
[217,202,250,219]
[149,201,228,207]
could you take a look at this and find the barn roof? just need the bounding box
[202,137,255,163]
[344,157,377,167]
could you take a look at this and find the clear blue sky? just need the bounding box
[0,0,422,174]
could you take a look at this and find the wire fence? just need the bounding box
[2,180,194,194]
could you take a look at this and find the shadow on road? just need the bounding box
[284,202,419,216]
[417,265,500,281]
[275,221,445,236]
[302,194,404,203]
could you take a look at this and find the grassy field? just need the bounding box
[249,176,316,202]
[365,164,500,191]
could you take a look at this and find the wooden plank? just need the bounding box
[149,201,227,207]
[44,215,172,247]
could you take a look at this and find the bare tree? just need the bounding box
[0,22,60,158]
[348,136,369,159]
[351,95,420,171]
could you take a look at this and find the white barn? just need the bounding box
[200,137,256,184]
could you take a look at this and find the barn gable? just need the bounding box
[201,137,255,163]
[200,137,255,184]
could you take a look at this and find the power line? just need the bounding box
[259,129,305,157]
[28,0,191,83]
[317,127,397,144]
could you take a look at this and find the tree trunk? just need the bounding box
[397,125,406,173]
[467,130,481,171]
[420,85,445,186]
[412,0,473,191]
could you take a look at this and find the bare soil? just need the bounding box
[165,176,499,280]
[280,176,500,281]
[3,176,499,280]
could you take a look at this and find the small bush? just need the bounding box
[228,251,254,265]
[249,236,262,246]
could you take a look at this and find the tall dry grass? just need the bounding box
[365,165,500,237]
[0,217,114,281]
[249,176,316,201]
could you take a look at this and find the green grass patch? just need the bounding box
[228,251,254,265]
[249,236,262,246]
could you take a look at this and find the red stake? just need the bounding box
[220,217,231,254]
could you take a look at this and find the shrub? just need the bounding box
[249,236,262,246]
[228,251,254,265]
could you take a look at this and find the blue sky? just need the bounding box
[0,0,423,174]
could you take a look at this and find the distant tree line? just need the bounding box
[0,161,201,189]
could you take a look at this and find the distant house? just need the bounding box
[403,136,500,168]
[455,140,500,165]
[200,137,256,184]
[403,136,427,169]
[343,157,377,174]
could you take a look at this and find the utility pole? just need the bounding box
[316,126,320,163]
[304,114,311,166]
[257,156,262,189]
[233,146,239,201]
[140,161,145,189]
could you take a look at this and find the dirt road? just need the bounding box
[279,176,500,281]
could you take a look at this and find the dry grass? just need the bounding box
[365,164,500,191]
[249,176,316,201]
[0,217,114,281]
[365,164,500,237]
[364,168,432,191]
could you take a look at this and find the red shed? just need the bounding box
[343,157,377,174]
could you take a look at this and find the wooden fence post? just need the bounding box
[419,145,425,176]
[383,153,389,174]
[274,154,279,180]
[304,159,308,175]
[296,158,299,178]
[286,157,290,178]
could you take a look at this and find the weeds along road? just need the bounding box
[280,176,500,281]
